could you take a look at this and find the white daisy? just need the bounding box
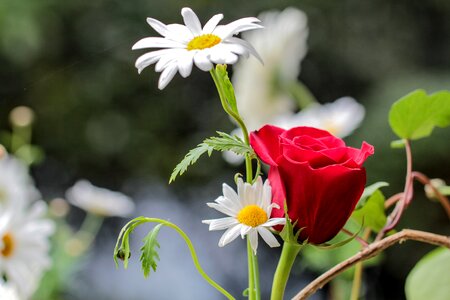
[65,180,134,217]
[274,97,365,138]
[203,177,285,254]
[0,154,40,211]
[133,7,263,89]
[0,201,54,299]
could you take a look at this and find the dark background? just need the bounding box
[1,0,449,299]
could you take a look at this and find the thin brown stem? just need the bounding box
[291,229,450,300]
[379,140,414,240]
[412,171,450,219]
[384,193,404,209]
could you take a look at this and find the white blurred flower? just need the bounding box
[0,201,54,299]
[0,154,40,211]
[133,7,262,89]
[274,97,365,138]
[232,7,308,130]
[66,180,134,217]
[203,177,285,254]
[0,280,20,300]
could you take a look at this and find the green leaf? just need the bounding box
[204,131,254,156]
[279,203,304,245]
[351,190,387,232]
[169,143,213,183]
[405,248,450,300]
[140,224,163,278]
[169,132,255,183]
[389,89,450,140]
[215,65,238,114]
[356,181,389,209]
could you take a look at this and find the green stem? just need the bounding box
[271,242,303,300]
[350,261,363,300]
[252,250,261,300]
[247,237,256,300]
[118,217,235,300]
[210,67,260,298]
[209,69,250,145]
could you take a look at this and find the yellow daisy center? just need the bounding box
[187,34,221,51]
[237,205,268,227]
[1,232,15,258]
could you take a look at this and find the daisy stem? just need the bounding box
[247,237,256,300]
[210,67,260,298]
[270,242,303,300]
[118,217,236,300]
[209,68,250,145]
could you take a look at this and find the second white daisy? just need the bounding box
[133,7,262,89]
[203,177,285,254]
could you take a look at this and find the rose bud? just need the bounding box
[250,125,374,244]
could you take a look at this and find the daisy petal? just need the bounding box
[262,218,286,227]
[209,46,238,64]
[249,230,258,254]
[166,24,194,43]
[227,37,263,63]
[178,52,194,78]
[207,201,237,217]
[132,37,185,50]
[146,17,170,37]
[218,224,242,247]
[222,183,241,208]
[135,49,174,73]
[240,224,252,238]
[202,217,238,231]
[203,13,224,33]
[257,227,280,248]
[193,51,213,71]
[181,7,202,36]
[158,63,178,89]
[214,17,262,39]
[215,195,241,215]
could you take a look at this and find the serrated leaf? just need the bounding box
[356,182,389,209]
[140,224,163,278]
[215,65,238,114]
[405,247,450,300]
[204,132,254,156]
[352,190,387,232]
[389,89,450,140]
[169,143,213,183]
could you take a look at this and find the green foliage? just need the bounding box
[279,203,302,244]
[214,65,238,114]
[114,217,147,269]
[169,143,213,183]
[356,181,389,209]
[389,89,450,140]
[405,248,450,300]
[352,190,387,233]
[204,132,254,156]
[169,132,254,183]
[140,224,162,278]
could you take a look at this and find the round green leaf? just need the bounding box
[405,247,450,300]
[389,89,450,140]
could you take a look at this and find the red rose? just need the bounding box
[250,125,374,244]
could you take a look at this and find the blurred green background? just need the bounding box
[0,0,449,299]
